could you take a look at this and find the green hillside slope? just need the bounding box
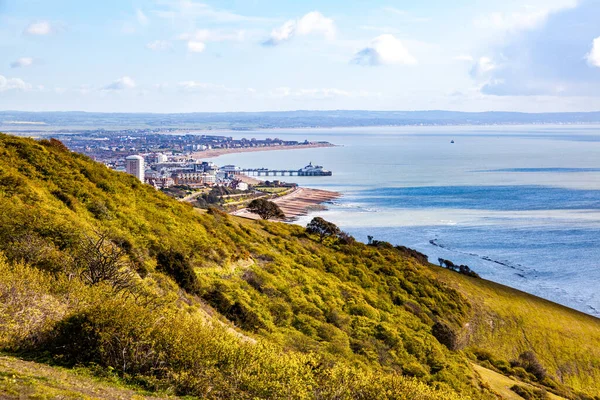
[430,265,600,395]
[0,133,598,399]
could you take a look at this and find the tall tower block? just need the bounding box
[125,155,145,182]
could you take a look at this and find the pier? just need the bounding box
[234,168,332,177]
[229,162,332,177]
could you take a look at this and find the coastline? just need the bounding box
[192,142,335,159]
[232,187,340,220]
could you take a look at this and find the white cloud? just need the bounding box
[470,1,600,97]
[586,36,600,68]
[176,28,246,52]
[102,76,136,91]
[454,55,474,62]
[178,29,246,42]
[0,75,33,92]
[474,2,577,33]
[470,56,497,77]
[352,34,417,66]
[264,11,335,46]
[146,40,172,51]
[266,20,295,45]
[136,9,149,26]
[296,11,335,38]
[23,21,54,36]
[475,10,547,31]
[187,41,206,53]
[179,81,212,90]
[10,57,35,68]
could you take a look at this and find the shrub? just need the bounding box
[337,231,356,245]
[87,199,112,220]
[395,246,428,265]
[0,257,69,349]
[432,321,459,351]
[72,231,135,292]
[511,351,547,381]
[203,288,269,332]
[41,138,70,153]
[156,250,198,294]
[510,384,548,400]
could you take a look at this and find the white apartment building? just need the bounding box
[125,155,145,182]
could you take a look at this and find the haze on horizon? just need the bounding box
[1,0,600,114]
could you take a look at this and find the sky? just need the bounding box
[1,0,600,113]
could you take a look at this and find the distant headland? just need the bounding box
[2,110,600,133]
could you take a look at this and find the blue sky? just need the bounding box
[1,0,599,112]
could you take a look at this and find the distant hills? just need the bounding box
[2,110,600,131]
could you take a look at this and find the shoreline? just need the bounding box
[192,143,335,160]
[231,187,340,220]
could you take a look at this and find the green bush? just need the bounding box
[156,250,199,294]
[510,384,548,400]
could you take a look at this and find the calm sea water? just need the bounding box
[207,125,600,316]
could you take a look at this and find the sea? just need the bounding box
[207,125,600,317]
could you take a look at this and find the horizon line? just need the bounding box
[2,109,600,115]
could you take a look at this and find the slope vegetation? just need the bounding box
[0,133,598,399]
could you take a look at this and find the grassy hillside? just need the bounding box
[0,133,598,399]
[430,265,600,395]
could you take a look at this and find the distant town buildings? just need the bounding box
[125,155,145,182]
[171,171,216,187]
[234,181,249,191]
[50,131,328,172]
[45,130,331,191]
[147,153,168,164]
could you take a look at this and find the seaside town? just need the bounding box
[50,131,332,168]
[49,131,338,219]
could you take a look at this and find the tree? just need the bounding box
[72,230,134,292]
[306,217,341,242]
[247,198,285,220]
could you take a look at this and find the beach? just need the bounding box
[192,142,335,159]
[232,187,340,220]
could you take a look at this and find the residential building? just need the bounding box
[125,155,145,182]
